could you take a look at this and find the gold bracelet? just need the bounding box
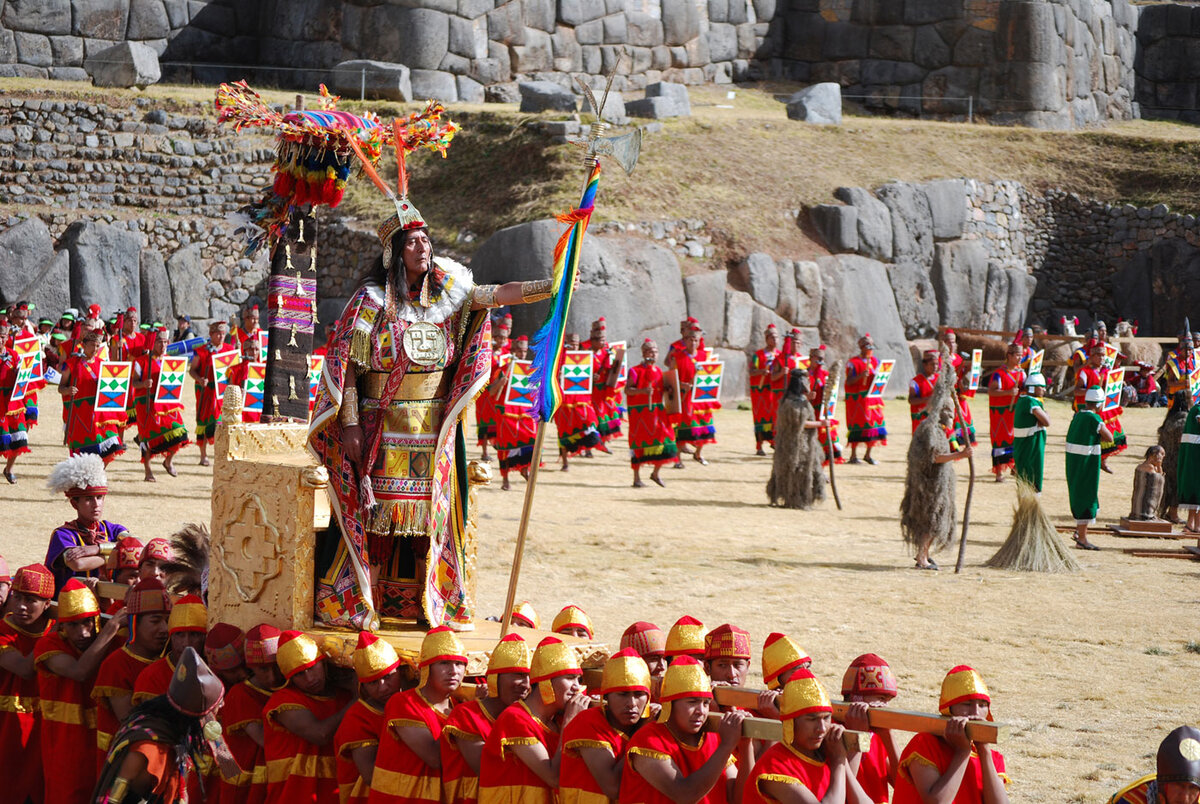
[339,384,360,427]
[520,279,553,303]
[109,777,130,804]
[473,284,499,308]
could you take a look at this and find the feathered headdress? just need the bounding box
[47,454,108,497]
[343,106,459,269]
[216,81,404,254]
[161,523,211,598]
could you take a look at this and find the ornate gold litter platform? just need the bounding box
[206,389,609,674]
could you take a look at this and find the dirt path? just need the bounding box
[6,388,1194,802]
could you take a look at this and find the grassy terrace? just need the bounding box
[3,78,1200,260]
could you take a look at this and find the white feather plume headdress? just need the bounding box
[47,454,108,496]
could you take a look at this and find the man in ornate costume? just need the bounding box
[1108,725,1200,804]
[626,339,678,488]
[0,563,55,804]
[45,453,129,593]
[988,343,1026,481]
[908,350,940,432]
[309,120,553,631]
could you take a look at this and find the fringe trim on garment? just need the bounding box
[350,328,373,369]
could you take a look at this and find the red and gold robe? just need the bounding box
[264,686,351,804]
[987,365,1025,471]
[560,707,631,804]
[219,680,272,804]
[0,616,51,804]
[750,348,781,446]
[856,730,892,804]
[35,630,102,804]
[894,732,1008,804]
[335,699,385,804]
[369,688,449,804]
[845,355,887,446]
[440,699,497,804]
[744,741,830,804]
[621,721,728,804]
[92,645,156,771]
[479,701,559,804]
[626,363,678,468]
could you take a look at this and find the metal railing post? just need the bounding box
[968,95,973,124]
[361,67,366,101]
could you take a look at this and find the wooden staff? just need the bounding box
[499,421,548,637]
[950,381,975,574]
[705,713,871,749]
[823,362,842,511]
[712,686,1007,743]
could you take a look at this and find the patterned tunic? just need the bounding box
[845,355,887,446]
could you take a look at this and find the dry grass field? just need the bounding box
[4,386,1196,803]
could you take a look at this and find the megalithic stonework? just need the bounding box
[263,209,318,421]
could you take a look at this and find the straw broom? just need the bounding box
[986,478,1081,572]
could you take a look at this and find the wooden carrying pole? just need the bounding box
[499,422,549,638]
[705,713,871,749]
[712,687,1008,743]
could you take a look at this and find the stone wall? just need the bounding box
[808,175,1200,339]
[0,0,1151,130]
[1134,3,1200,124]
[770,0,1138,128]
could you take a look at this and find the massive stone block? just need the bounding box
[922,179,967,240]
[930,239,989,327]
[888,259,940,338]
[331,60,412,102]
[127,0,170,40]
[683,269,728,345]
[662,0,701,45]
[518,80,577,112]
[85,41,160,87]
[785,82,841,124]
[817,254,914,391]
[166,242,209,319]
[61,221,142,313]
[877,181,934,266]
[0,218,54,303]
[833,187,892,261]
[139,248,173,322]
[735,252,780,309]
[72,0,129,40]
[809,204,858,252]
[2,0,72,35]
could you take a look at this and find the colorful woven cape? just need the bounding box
[527,162,601,422]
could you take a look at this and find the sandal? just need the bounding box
[848,456,860,465]
[914,561,938,571]
[864,456,878,465]
[3,470,14,484]
[1073,539,1101,551]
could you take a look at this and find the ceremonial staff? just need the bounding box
[500,69,642,637]
[951,348,976,574]
[824,360,842,510]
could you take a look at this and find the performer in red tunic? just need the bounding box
[4,302,43,435]
[590,318,624,448]
[620,622,668,690]
[1074,342,1128,472]
[627,339,679,488]
[940,330,977,447]
[441,633,532,804]
[337,632,403,804]
[370,626,466,804]
[218,624,283,804]
[620,655,745,804]
[477,314,511,462]
[132,327,191,482]
[893,666,1009,804]
[987,343,1026,480]
[203,622,247,691]
[60,328,126,463]
[109,308,147,439]
[131,595,208,706]
[841,654,902,804]
[845,334,886,464]
[0,323,31,482]
[189,320,233,466]
[494,335,538,491]
[35,579,125,804]
[233,304,263,355]
[92,578,172,773]
[667,325,718,466]
[0,564,55,804]
[554,332,601,471]
[478,636,590,804]
[264,631,354,804]
[750,325,782,455]
[743,669,873,804]
[663,616,707,663]
[909,350,940,432]
[807,346,843,465]
[560,648,652,803]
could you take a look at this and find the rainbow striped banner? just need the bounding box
[527,162,601,421]
[95,361,132,420]
[560,350,592,396]
[692,360,723,404]
[505,359,537,409]
[244,362,267,414]
[154,356,188,412]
